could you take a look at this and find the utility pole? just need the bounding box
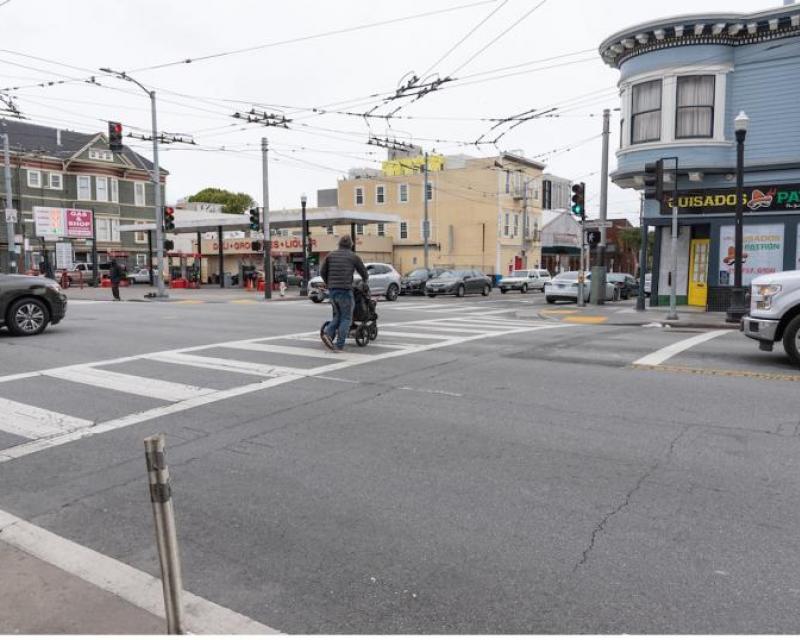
[261,137,271,299]
[591,108,610,305]
[3,131,15,273]
[636,193,647,312]
[521,178,528,268]
[149,90,166,298]
[423,151,429,270]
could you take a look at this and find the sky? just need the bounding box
[0,0,780,221]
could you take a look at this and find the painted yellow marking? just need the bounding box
[231,299,258,305]
[632,363,800,382]
[562,315,608,324]
[176,300,205,305]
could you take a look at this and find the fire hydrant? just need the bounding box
[279,281,287,297]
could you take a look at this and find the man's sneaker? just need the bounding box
[321,333,335,351]
[333,346,344,352]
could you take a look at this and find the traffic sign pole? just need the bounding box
[3,132,16,273]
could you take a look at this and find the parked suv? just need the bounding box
[499,269,551,294]
[0,274,67,336]
[308,262,401,302]
[741,269,800,366]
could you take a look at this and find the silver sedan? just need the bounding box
[544,271,619,303]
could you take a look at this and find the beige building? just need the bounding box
[335,152,570,277]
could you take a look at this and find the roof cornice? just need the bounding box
[599,5,800,68]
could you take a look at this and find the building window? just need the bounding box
[504,212,510,237]
[631,79,662,144]
[110,178,119,203]
[89,149,114,162]
[27,169,41,188]
[111,218,120,242]
[399,221,408,239]
[134,182,146,206]
[399,183,409,203]
[136,253,147,266]
[48,173,62,190]
[676,75,715,139]
[95,176,108,202]
[77,175,91,200]
[96,217,110,242]
[326,225,334,235]
[134,221,148,244]
[376,185,385,204]
[513,214,519,237]
[355,223,364,235]
[425,182,433,201]
[377,223,385,237]
[355,186,364,206]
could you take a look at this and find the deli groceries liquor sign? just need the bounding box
[660,184,800,215]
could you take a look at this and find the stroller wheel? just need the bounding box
[320,321,330,341]
[368,323,378,341]
[355,325,370,347]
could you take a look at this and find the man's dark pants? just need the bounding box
[325,288,354,349]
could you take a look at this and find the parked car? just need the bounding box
[0,274,67,336]
[425,269,492,298]
[59,262,112,285]
[128,268,153,284]
[644,272,652,297]
[606,272,639,299]
[499,269,552,294]
[308,262,401,303]
[544,271,619,304]
[742,269,800,366]
[400,267,446,295]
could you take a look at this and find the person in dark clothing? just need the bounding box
[109,259,124,301]
[319,235,368,351]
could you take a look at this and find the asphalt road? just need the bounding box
[1,291,799,633]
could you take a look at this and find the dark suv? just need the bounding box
[0,274,68,336]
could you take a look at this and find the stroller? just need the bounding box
[320,281,379,347]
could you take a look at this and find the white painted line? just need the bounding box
[378,330,454,341]
[143,353,306,378]
[45,367,217,402]
[0,375,302,462]
[406,322,487,334]
[225,341,367,362]
[633,330,732,367]
[0,398,93,440]
[0,508,278,634]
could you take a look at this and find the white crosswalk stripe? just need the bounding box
[0,316,574,461]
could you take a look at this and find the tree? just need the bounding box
[617,227,655,276]
[187,188,255,214]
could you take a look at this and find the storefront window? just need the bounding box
[676,75,715,138]
[631,79,662,144]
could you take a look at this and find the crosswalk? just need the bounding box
[0,314,568,463]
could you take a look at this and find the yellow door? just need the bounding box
[688,239,710,307]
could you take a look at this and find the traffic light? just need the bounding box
[586,230,601,246]
[164,239,174,251]
[164,206,175,231]
[571,182,586,219]
[108,121,123,152]
[249,207,261,231]
[251,240,261,252]
[643,159,664,202]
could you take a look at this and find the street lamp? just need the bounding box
[299,193,309,296]
[726,110,750,323]
[99,67,167,298]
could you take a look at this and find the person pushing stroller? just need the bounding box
[319,235,368,351]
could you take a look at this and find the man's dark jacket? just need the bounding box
[110,262,124,284]
[320,249,368,290]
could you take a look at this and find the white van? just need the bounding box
[499,269,552,294]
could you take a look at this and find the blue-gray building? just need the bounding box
[599,4,800,308]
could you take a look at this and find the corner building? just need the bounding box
[600,5,800,308]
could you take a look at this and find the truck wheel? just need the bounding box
[782,315,800,366]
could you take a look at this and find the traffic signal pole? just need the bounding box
[592,108,611,306]
[261,137,271,299]
[3,132,16,274]
[150,90,166,298]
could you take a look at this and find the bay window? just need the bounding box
[631,79,662,144]
[676,75,715,138]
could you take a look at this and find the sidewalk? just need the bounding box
[0,540,164,634]
[522,301,734,329]
[63,282,308,303]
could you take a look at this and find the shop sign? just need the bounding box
[65,209,94,238]
[210,237,319,253]
[718,223,784,286]
[662,183,800,215]
[33,206,94,239]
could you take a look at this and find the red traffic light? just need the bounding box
[164,206,174,215]
[112,122,122,134]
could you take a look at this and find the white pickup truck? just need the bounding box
[741,270,800,366]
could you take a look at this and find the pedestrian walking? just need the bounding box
[319,235,368,351]
[109,259,124,301]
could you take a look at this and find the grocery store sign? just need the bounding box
[661,183,800,215]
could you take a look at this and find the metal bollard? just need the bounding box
[144,434,185,634]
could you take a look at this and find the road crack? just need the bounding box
[573,425,691,571]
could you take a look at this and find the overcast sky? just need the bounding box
[0,0,778,220]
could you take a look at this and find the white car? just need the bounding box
[499,269,552,294]
[544,271,619,304]
[129,268,152,284]
[309,262,402,302]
